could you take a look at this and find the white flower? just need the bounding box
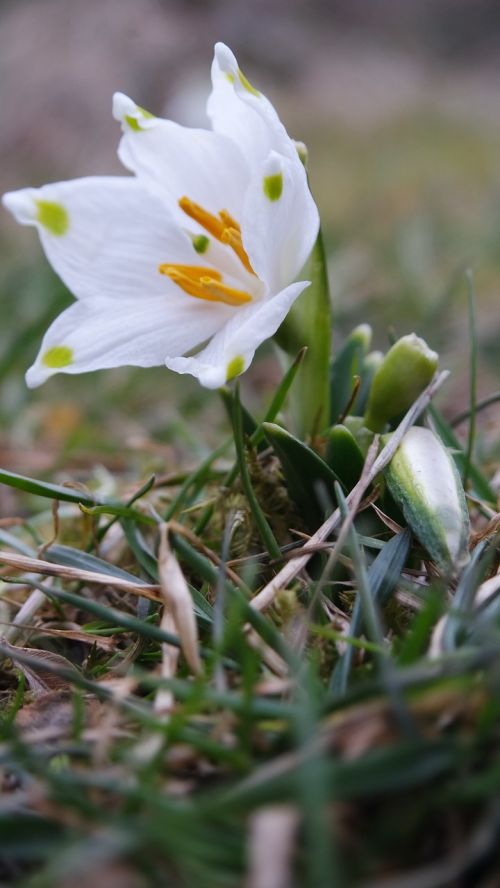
[2,43,319,389]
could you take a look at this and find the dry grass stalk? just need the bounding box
[2,578,51,643]
[0,550,161,600]
[169,519,247,591]
[158,523,202,676]
[154,607,180,717]
[246,804,299,888]
[0,621,116,650]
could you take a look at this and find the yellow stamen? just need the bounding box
[178,197,225,240]
[179,196,255,275]
[218,209,240,230]
[199,276,252,306]
[159,264,222,283]
[220,226,254,274]
[159,264,252,307]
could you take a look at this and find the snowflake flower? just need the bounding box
[2,43,319,389]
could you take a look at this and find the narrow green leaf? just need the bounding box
[329,324,372,424]
[397,587,445,665]
[219,387,260,443]
[354,349,383,416]
[276,230,332,437]
[331,528,411,695]
[263,421,342,531]
[212,348,308,499]
[45,544,152,586]
[0,529,34,556]
[164,438,231,520]
[120,518,159,580]
[463,268,477,489]
[231,384,282,560]
[428,404,495,504]
[325,424,365,492]
[0,468,99,506]
[251,346,307,448]
[441,539,494,652]
[80,502,156,525]
[96,474,155,541]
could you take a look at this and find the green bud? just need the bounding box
[384,426,469,574]
[364,334,438,432]
[343,415,375,456]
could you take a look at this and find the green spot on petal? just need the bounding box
[263,173,283,202]
[125,115,142,132]
[125,105,154,132]
[35,200,69,236]
[42,345,73,369]
[225,72,235,85]
[226,355,245,381]
[192,234,210,254]
[238,68,260,97]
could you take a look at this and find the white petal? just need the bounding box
[207,43,298,174]
[26,295,231,388]
[113,92,249,219]
[241,151,319,293]
[166,280,309,388]
[2,176,206,303]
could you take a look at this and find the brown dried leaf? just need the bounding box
[0,637,81,695]
[158,523,202,676]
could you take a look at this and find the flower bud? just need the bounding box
[384,426,469,573]
[364,334,438,432]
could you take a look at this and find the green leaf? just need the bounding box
[231,385,281,560]
[219,387,260,443]
[354,349,383,416]
[329,324,372,424]
[441,538,494,652]
[263,421,342,531]
[45,544,152,586]
[325,424,365,492]
[276,230,332,437]
[0,468,100,506]
[428,404,495,504]
[397,586,445,665]
[331,528,411,695]
[80,502,156,526]
[120,518,159,580]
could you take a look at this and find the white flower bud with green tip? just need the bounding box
[364,334,438,432]
[384,426,469,574]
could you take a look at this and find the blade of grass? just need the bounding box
[195,350,307,535]
[428,404,495,505]
[463,268,477,490]
[164,438,231,521]
[0,468,100,506]
[231,382,282,561]
[330,528,411,696]
[334,484,417,737]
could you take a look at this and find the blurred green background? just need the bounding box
[1,0,500,499]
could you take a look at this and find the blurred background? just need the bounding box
[1,0,500,496]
